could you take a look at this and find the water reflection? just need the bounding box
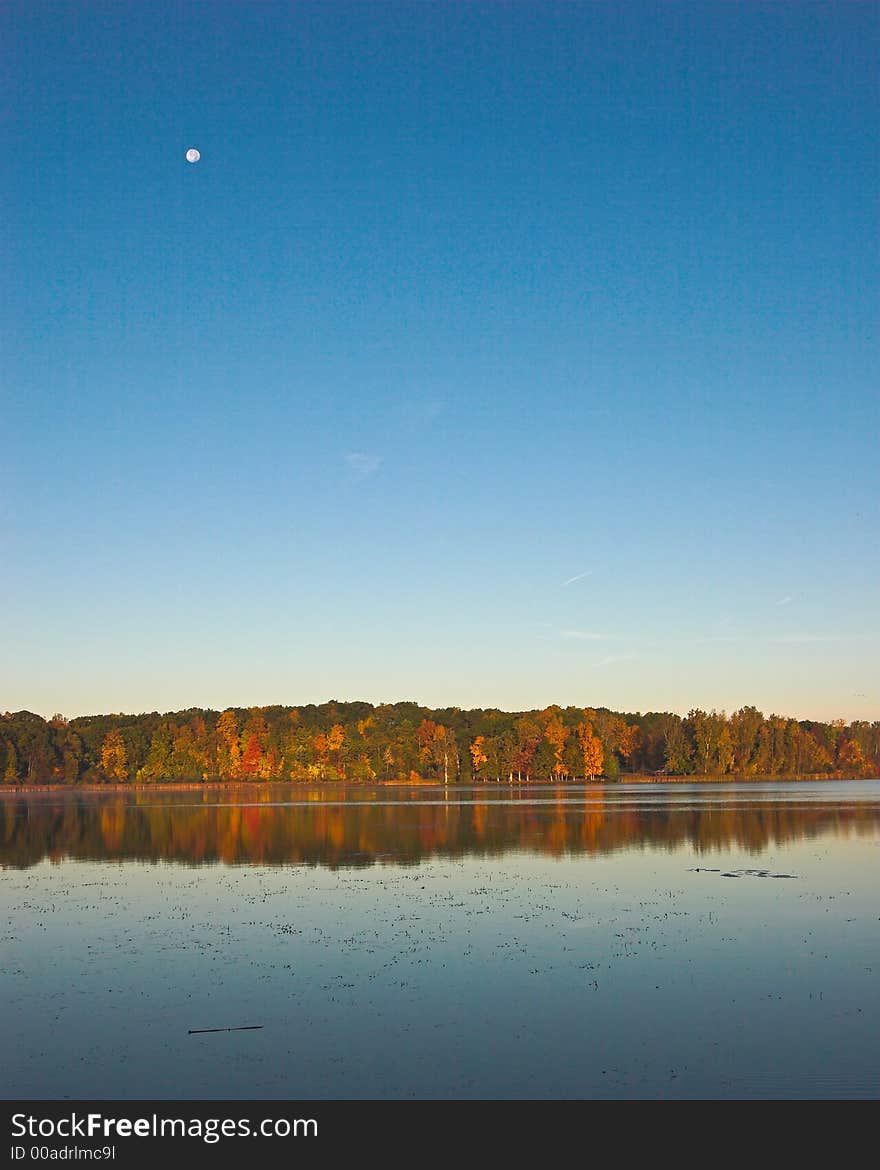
[3,781,879,869]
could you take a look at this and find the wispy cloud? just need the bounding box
[562,570,593,587]
[561,629,612,641]
[775,596,792,606]
[344,452,382,479]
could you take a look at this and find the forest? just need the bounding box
[1,700,878,785]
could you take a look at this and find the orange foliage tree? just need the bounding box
[470,736,488,780]
[577,723,604,780]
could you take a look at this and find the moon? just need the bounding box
[185,148,201,163]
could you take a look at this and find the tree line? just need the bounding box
[1,701,877,785]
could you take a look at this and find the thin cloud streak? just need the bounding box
[561,629,613,641]
[562,570,593,587]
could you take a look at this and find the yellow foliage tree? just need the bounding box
[216,710,241,778]
[542,712,568,779]
[327,723,345,752]
[326,723,345,778]
[100,730,128,782]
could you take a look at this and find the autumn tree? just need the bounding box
[470,736,488,781]
[541,708,568,780]
[240,735,263,778]
[216,710,241,778]
[237,710,271,779]
[838,737,865,774]
[615,720,640,764]
[417,720,458,783]
[312,733,329,780]
[512,717,542,781]
[577,723,604,780]
[100,730,128,782]
[417,719,437,755]
[325,723,345,778]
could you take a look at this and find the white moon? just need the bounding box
[185,148,201,163]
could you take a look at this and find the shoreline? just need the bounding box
[1,773,873,794]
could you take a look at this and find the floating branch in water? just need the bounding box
[187,1025,264,1034]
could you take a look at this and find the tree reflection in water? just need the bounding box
[3,783,879,870]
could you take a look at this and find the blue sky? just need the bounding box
[3,3,878,721]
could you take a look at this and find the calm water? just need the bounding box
[2,781,879,1099]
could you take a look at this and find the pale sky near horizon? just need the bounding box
[3,3,878,723]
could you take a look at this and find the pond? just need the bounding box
[2,781,878,1099]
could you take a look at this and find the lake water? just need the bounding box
[2,781,879,1099]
